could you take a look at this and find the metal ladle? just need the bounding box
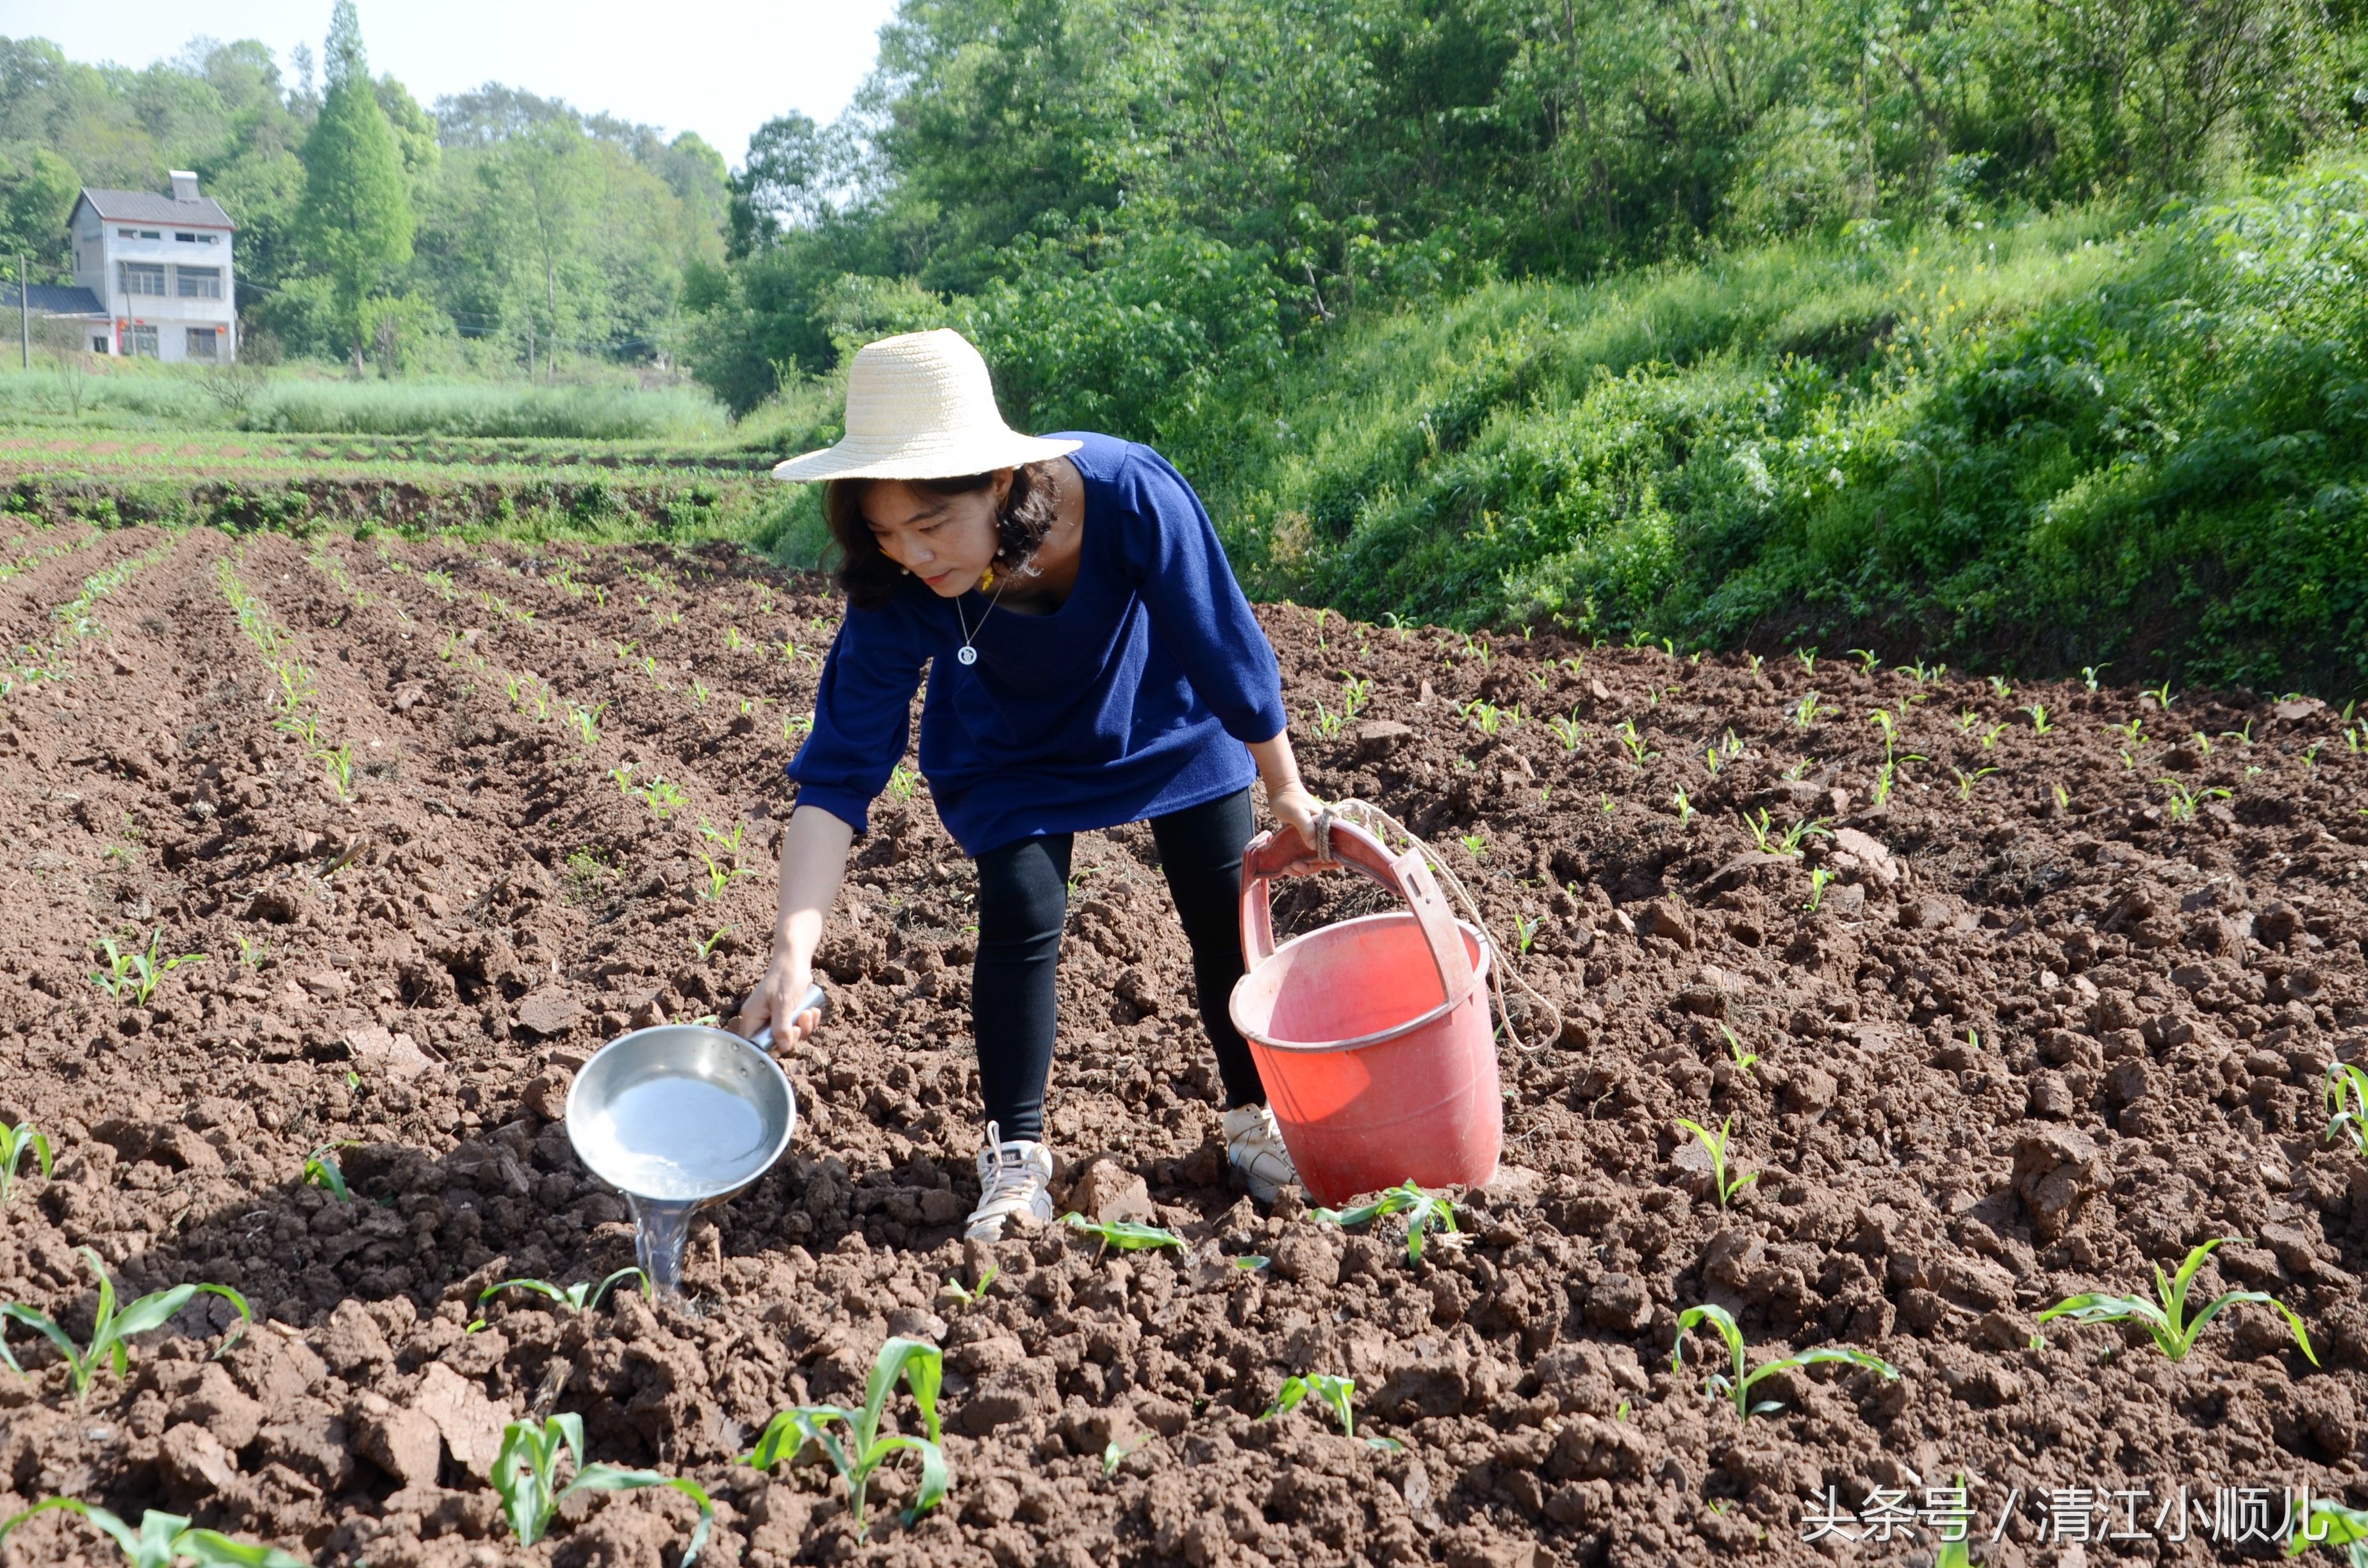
[564,983,826,1296]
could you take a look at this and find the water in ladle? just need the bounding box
[577,1075,774,1300]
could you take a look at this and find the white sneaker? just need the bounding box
[1222,1104,1299,1202]
[966,1120,1055,1243]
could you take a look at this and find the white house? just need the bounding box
[67,172,238,363]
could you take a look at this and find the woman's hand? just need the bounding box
[734,942,823,1052]
[1267,782,1326,855]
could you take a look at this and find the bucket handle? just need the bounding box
[1240,817,1477,1011]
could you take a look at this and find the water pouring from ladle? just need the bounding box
[565,983,826,1297]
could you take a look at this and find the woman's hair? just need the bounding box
[825,464,1058,609]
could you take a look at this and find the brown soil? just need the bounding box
[2,523,2365,1567]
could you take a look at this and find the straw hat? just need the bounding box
[770,329,1081,482]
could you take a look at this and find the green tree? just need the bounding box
[297,0,414,368]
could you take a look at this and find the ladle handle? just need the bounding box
[748,981,830,1052]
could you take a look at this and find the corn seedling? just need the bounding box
[1980,723,2009,748]
[89,929,206,1006]
[724,625,746,652]
[0,1498,305,1567]
[784,712,813,742]
[2289,1498,2368,1565]
[1804,867,1834,913]
[693,845,750,902]
[2156,778,2230,822]
[1456,831,1488,860]
[2146,680,2175,708]
[2324,1063,2368,1156]
[2023,702,2052,734]
[2034,1238,2315,1364]
[696,925,734,962]
[1515,914,1542,955]
[1,1246,250,1402]
[2223,719,2255,747]
[2082,664,2108,692]
[1461,699,1504,736]
[491,1414,712,1556]
[887,764,921,801]
[1261,1373,1400,1450]
[568,703,605,746]
[1613,719,1658,766]
[1871,761,1897,809]
[1339,672,1371,719]
[689,678,710,706]
[2305,742,2323,767]
[1672,788,1696,825]
[940,1266,999,1307]
[1781,756,1814,780]
[1848,648,1880,673]
[1314,1182,1461,1264]
[1744,653,1764,674]
[1599,792,1616,814]
[1672,1303,1900,1421]
[743,1338,947,1530]
[1795,649,1817,674]
[1955,708,1978,733]
[1062,1214,1185,1252]
[0,1121,51,1205]
[1792,692,1826,728]
[1676,1116,1756,1207]
[1951,766,1998,799]
[1102,1435,1149,1474]
[1718,1024,1757,1075]
[469,1268,650,1332]
[1311,700,1345,739]
[302,1141,357,1201]
[1548,711,1584,751]
[317,744,354,800]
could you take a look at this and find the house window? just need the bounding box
[92,335,109,353]
[140,230,160,240]
[176,266,222,299]
[176,233,197,243]
[187,327,218,359]
[127,325,159,358]
[121,263,166,297]
[119,228,135,238]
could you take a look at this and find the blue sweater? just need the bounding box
[785,432,1288,856]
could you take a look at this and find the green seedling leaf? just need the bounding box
[488,1414,712,1558]
[2034,1237,2317,1365]
[1,1246,249,1403]
[0,1497,309,1566]
[1672,1303,1899,1421]
[1062,1214,1186,1252]
[2289,1496,2368,1564]
[1262,1372,1363,1439]
[744,1337,948,1529]
[939,1265,999,1307]
[0,1120,52,1205]
[302,1141,358,1202]
[1675,1116,1757,1208]
[469,1268,649,1331]
[2324,1062,2368,1157]
[1314,1181,1461,1264]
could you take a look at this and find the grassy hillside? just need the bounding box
[1204,161,2368,695]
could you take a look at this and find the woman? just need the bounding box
[735,329,1323,1243]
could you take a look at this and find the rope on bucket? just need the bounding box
[1311,797,1566,1056]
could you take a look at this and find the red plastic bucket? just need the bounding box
[1228,819,1501,1205]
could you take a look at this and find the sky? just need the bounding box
[0,0,904,165]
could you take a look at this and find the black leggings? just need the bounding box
[970,787,1264,1141]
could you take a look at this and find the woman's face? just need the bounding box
[861,473,1012,596]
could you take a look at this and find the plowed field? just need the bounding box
[2,521,2364,1566]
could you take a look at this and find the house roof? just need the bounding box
[74,188,236,229]
[0,282,107,316]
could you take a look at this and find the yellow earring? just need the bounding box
[980,564,995,590]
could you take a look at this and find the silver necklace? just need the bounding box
[953,476,1064,665]
[953,557,1028,665]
